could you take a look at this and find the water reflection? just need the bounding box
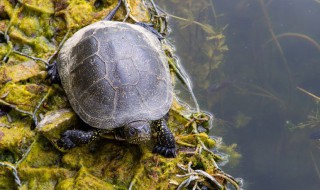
[159,0,320,189]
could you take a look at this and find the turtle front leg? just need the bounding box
[57,129,100,149]
[152,119,176,158]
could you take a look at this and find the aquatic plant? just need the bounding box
[157,0,229,109]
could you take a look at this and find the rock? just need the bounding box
[36,109,78,150]
[0,61,42,84]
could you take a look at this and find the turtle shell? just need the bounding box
[57,21,173,129]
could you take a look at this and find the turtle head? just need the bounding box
[121,121,151,144]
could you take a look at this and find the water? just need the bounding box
[158,0,320,189]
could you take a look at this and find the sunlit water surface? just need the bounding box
[159,0,320,189]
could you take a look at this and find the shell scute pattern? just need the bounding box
[111,58,140,87]
[70,55,108,96]
[58,21,172,129]
[79,80,115,117]
[115,86,145,123]
[136,72,168,109]
[96,27,134,61]
[132,46,164,77]
[70,36,99,71]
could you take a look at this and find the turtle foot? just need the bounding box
[46,61,61,84]
[57,137,76,149]
[57,130,78,149]
[57,130,96,150]
[153,145,176,158]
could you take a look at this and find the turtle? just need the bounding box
[47,0,176,158]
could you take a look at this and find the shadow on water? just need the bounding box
[159,0,320,189]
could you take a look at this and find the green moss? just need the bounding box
[0,116,34,159]
[16,0,54,15]
[19,16,40,37]
[0,166,16,190]
[0,0,15,18]
[56,167,115,190]
[67,0,95,28]
[18,136,74,189]
[0,44,9,61]
[19,167,74,190]
[18,136,60,168]
[0,82,48,112]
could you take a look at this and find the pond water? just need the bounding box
[159,0,320,189]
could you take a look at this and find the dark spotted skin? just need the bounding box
[57,130,99,149]
[152,119,176,158]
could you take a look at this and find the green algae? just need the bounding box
[0,0,241,189]
[0,123,34,158]
[0,115,34,152]
[219,144,242,168]
[0,82,48,112]
[17,136,74,190]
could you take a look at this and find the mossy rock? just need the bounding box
[0,0,240,189]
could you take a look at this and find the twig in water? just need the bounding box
[297,87,320,102]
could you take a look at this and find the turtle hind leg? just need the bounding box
[57,129,100,149]
[152,118,176,158]
[46,60,61,84]
[104,0,122,21]
[135,22,164,41]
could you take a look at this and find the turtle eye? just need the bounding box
[128,128,137,136]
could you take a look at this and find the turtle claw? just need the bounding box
[57,133,76,150]
[153,145,176,158]
[57,137,76,149]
